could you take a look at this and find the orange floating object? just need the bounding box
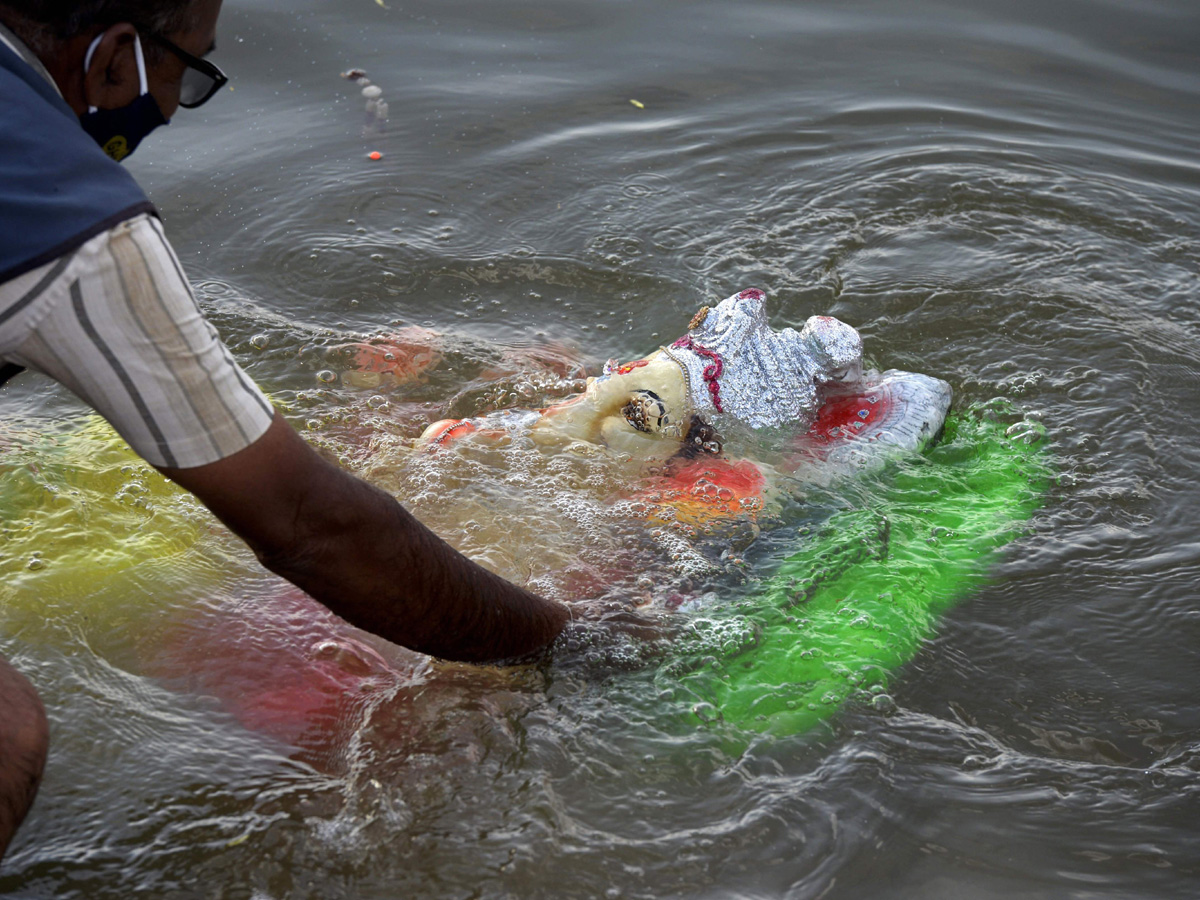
[368,150,382,160]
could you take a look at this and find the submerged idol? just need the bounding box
[519,288,865,457]
[403,288,951,526]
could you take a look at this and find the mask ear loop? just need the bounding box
[83,31,149,114]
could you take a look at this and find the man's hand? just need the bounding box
[160,412,570,663]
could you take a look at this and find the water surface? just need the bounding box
[3,0,1200,897]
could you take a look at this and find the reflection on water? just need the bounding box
[4,0,1200,896]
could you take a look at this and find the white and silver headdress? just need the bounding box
[662,288,863,430]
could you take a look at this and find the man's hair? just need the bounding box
[0,0,199,56]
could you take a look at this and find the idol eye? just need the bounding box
[622,390,668,433]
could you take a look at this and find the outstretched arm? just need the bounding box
[162,412,570,663]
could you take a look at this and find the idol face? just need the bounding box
[532,351,693,458]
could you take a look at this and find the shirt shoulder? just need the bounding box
[3,213,275,469]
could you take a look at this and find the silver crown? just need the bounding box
[663,288,863,430]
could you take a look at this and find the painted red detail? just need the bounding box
[616,359,649,376]
[425,418,479,447]
[670,335,725,413]
[807,389,891,445]
[662,457,766,496]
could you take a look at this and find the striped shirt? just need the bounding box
[0,213,274,468]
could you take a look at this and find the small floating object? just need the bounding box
[368,150,382,160]
[629,98,645,109]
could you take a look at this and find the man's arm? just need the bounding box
[162,412,570,663]
[5,214,566,662]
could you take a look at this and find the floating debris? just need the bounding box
[341,68,388,135]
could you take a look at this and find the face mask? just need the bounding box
[79,32,169,162]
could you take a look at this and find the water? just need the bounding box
[3,0,1200,896]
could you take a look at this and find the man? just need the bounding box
[0,0,569,861]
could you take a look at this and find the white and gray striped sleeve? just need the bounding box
[0,213,275,468]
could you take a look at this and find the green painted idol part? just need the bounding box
[665,406,1050,736]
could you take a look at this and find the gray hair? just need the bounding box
[0,0,200,58]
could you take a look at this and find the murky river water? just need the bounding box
[3,0,1200,897]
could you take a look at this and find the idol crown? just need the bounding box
[668,288,863,430]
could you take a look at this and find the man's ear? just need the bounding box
[82,24,141,110]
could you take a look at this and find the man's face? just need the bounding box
[146,0,223,120]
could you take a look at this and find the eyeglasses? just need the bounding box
[145,32,228,108]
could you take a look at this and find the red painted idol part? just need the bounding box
[422,418,480,447]
[347,326,442,384]
[143,588,426,771]
[616,359,649,376]
[736,288,765,301]
[806,389,891,446]
[420,416,527,450]
[660,457,766,498]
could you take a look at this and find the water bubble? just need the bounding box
[1005,419,1045,444]
[691,702,721,724]
[316,370,337,384]
[871,693,896,713]
[249,333,269,350]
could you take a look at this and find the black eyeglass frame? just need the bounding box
[145,31,228,108]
